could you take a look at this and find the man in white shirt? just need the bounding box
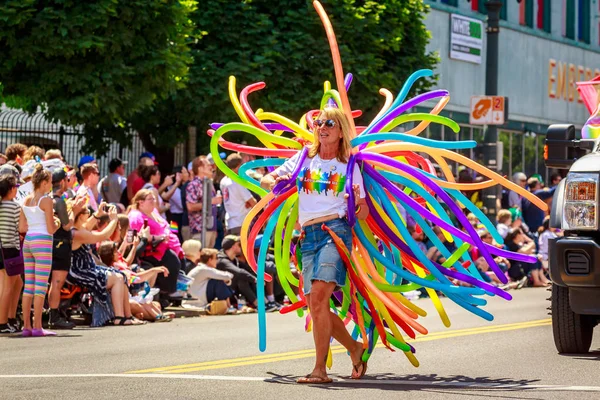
[220,153,257,235]
[77,163,100,212]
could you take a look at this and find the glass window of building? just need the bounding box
[440,0,458,6]
[578,0,590,44]
[537,0,551,33]
[564,0,575,40]
[519,0,534,28]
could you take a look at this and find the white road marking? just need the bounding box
[0,373,598,392]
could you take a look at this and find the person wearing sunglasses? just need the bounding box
[261,107,369,384]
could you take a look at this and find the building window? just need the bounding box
[564,0,575,39]
[578,0,590,43]
[519,0,534,27]
[537,0,551,33]
[440,0,458,6]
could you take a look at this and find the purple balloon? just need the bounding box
[359,155,528,283]
[345,154,357,227]
[344,73,353,92]
[361,160,536,265]
[359,90,449,151]
[273,147,308,195]
[364,194,510,301]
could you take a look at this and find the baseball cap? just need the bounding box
[78,155,96,169]
[108,157,128,172]
[0,164,25,184]
[139,152,155,161]
[221,235,240,251]
[51,168,67,184]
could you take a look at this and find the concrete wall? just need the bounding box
[424,6,600,128]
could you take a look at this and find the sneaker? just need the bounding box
[8,318,21,332]
[226,306,239,315]
[49,309,75,330]
[516,276,528,289]
[265,301,279,313]
[49,317,76,330]
[0,324,14,334]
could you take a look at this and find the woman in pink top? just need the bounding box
[128,189,182,295]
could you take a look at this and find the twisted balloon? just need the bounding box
[209,1,547,367]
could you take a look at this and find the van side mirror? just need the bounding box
[544,124,595,169]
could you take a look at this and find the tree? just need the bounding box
[1,0,437,169]
[0,0,195,154]
[132,0,438,163]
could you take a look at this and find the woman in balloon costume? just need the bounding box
[208,0,547,383]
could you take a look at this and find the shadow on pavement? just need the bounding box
[564,349,600,361]
[264,371,544,397]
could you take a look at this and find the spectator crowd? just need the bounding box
[0,142,559,336]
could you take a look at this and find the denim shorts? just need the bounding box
[300,218,353,295]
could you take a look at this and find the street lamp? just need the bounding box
[482,0,503,220]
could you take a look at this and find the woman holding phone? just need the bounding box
[128,189,183,296]
[69,203,144,326]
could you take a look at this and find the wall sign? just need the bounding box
[449,14,483,64]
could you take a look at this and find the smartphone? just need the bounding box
[126,229,134,243]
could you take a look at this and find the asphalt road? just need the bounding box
[1,287,599,400]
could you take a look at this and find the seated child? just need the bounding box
[184,248,234,310]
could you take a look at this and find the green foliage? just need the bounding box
[0,0,195,153]
[133,0,438,153]
[0,0,436,163]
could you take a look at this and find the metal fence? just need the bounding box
[0,107,146,176]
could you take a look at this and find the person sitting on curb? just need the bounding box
[184,248,236,313]
[216,235,279,313]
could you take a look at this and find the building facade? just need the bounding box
[420,0,600,181]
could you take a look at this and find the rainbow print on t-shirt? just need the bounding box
[297,168,346,196]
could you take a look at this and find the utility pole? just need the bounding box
[482,0,503,220]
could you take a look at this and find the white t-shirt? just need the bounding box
[538,230,557,261]
[220,176,254,230]
[275,152,365,226]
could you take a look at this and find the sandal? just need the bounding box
[296,374,333,384]
[113,317,132,326]
[351,349,368,379]
[154,314,172,323]
[126,316,147,325]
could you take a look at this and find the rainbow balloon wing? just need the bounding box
[209,1,547,366]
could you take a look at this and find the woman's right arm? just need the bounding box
[73,208,119,245]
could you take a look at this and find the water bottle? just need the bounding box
[237,294,246,311]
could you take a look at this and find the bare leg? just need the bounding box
[9,276,22,319]
[122,286,133,318]
[330,312,363,366]
[22,296,33,330]
[107,273,125,318]
[48,271,68,309]
[306,281,336,379]
[0,273,16,324]
[32,295,45,330]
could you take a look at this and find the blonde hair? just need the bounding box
[182,239,202,257]
[131,189,154,210]
[308,107,353,163]
[497,209,512,224]
[45,149,63,160]
[31,163,51,190]
[23,146,45,163]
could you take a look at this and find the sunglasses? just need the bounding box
[314,119,336,128]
